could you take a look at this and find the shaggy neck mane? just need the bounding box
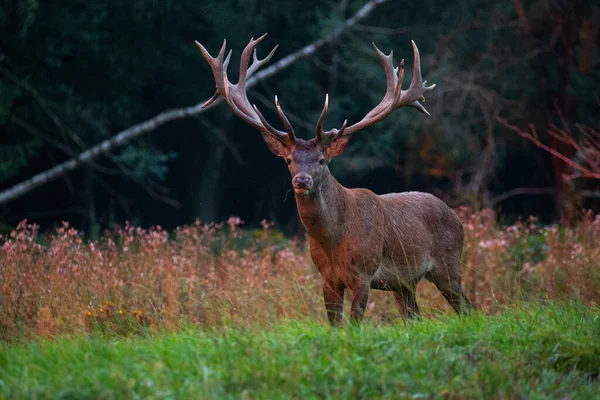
[295,171,347,247]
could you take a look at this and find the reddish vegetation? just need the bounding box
[1,210,599,341]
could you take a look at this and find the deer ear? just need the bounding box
[260,131,289,157]
[324,136,351,159]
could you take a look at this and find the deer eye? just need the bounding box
[286,158,292,165]
[319,158,325,165]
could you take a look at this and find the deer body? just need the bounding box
[196,34,471,323]
[296,168,465,323]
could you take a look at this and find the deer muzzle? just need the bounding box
[292,173,313,195]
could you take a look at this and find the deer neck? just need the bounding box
[295,172,347,246]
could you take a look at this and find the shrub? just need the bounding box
[1,210,599,341]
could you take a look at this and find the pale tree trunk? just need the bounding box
[0,0,389,209]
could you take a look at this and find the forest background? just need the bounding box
[1,0,598,236]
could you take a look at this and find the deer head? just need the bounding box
[195,34,435,196]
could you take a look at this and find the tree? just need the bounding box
[0,0,388,230]
[1,0,598,232]
[508,0,599,223]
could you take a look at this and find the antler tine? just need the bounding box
[396,40,436,115]
[397,59,405,96]
[248,45,279,78]
[194,38,226,65]
[252,104,289,142]
[197,35,295,143]
[372,43,397,101]
[196,39,228,108]
[275,95,296,140]
[338,40,435,138]
[335,119,348,139]
[202,90,220,109]
[203,48,232,109]
[223,49,232,73]
[315,93,349,146]
[345,43,404,124]
[238,34,270,88]
[315,94,329,141]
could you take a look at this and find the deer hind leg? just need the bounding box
[429,256,472,315]
[323,282,345,326]
[393,285,420,319]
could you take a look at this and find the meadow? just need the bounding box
[1,304,598,399]
[1,209,599,398]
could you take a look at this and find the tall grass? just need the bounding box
[1,210,599,341]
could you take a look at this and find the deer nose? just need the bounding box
[292,173,313,189]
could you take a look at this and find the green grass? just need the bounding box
[1,303,599,399]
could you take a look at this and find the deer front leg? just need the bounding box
[323,282,344,326]
[350,278,370,323]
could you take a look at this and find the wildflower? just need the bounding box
[520,262,535,276]
[571,244,583,259]
[260,219,274,230]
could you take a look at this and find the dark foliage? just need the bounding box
[0,0,598,234]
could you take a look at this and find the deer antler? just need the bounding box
[316,41,435,143]
[195,34,296,144]
[315,94,347,147]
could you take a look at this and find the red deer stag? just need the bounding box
[196,34,471,324]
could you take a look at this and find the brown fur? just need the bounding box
[196,36,470,324]
[277,139,471,324]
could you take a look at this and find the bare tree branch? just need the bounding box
[0,0,388,208]
[498,117,600,181]
[491,186,600,206]
[4,70,183,206]
[490,187,556,206]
